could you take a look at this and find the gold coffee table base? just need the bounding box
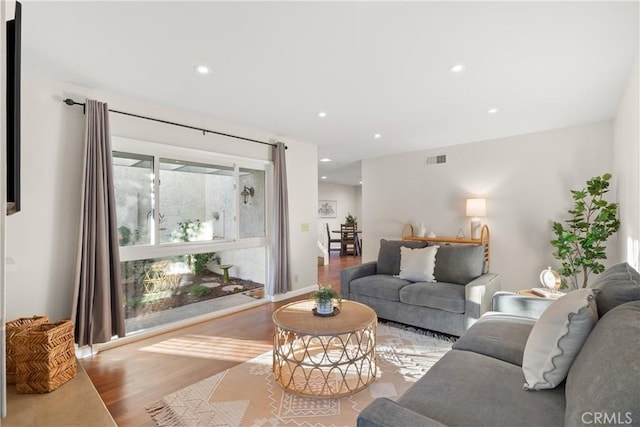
[272,300,377,398]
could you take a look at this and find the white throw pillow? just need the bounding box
[397,246,439,282]
[522,288,598,390]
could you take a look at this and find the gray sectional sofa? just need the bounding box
[358,262,640,427]
[340,239,500,336]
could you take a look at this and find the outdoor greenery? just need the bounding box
[126,296,145,309]
[172,219,219,275]
[551,173,620,289]
[119,226,132,246]
[188,284,211,298]
[173,219,205,242]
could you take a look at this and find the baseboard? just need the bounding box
[269,284,318,302]
[83,298,269,356]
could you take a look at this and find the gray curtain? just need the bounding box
[71,100,125,346]
[268,142,291,295]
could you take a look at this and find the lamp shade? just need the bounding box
[466,198,486,217]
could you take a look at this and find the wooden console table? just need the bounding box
[401,224,491,271]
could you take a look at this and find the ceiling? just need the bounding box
[20,1,639,185]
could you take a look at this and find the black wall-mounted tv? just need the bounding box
[6,1,21,215]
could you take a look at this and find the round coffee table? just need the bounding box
[272,299,377,398]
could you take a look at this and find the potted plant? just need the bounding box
[550,173,620,289]
[312,285,341,315]
[345,213,357,225]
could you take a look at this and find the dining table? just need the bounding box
[332,229,362,256]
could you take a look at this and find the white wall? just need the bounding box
[318,182,361,238]
[5,72,317,321]
[613,53,640,271]
[362,121,616,292]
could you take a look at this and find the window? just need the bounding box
[112,137,270,335]
[239,167,265,238]
[113,151,153,246]
[159,158,235,243]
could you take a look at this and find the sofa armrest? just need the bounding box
[340,261,377,298]
[464,273,501,331]
[357,398,447,427]
[491,291,554,319]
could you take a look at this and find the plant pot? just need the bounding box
[316,300,333,315]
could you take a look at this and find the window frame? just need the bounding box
[112,136,271,263]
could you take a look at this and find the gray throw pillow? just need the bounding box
[522,288,598,391]
[589,262,640,317]
[433,244,484,285]
[377,239,429,276]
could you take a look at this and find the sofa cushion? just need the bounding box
[589,262,640,317]
[398,246,438,282]
[433,244,484,285]
[565,301,640,427]
[522,288,598,391]
[399,282,465,314]
[377,239,430,276]
[396,350,566,427]
[453,312,535,366]
[350,274,410,301]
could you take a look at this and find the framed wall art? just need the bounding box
[318,200,337,218]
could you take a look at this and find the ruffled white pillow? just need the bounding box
[522,288,598,390]
[397,246,439,282]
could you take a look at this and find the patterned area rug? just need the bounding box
[146,323,452,426]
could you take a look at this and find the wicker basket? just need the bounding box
[14,320,77,393]
[6,315,50,384]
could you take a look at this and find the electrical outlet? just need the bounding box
[294,274,299,283]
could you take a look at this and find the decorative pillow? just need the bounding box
[589,262,640,317]
[377,239,430,276]
[433,244,484,285]
[522,288,598,390]
[397,246,439,282]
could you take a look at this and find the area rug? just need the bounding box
[146,323,453,426]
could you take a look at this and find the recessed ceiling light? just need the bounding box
[319,158,332,162]
[317,112,327,118]
[373,133,382,139]
[359,181,363,185]
[449,64,465,73]
[195,65,209,74]
[488,108,499,114]
[321,176,327,180]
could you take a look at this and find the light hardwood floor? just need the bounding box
[81,253,361,426]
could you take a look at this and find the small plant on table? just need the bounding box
[313,285,342,315]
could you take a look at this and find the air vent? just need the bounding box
[426,154,447,165]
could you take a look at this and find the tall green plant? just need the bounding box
[551,173,620,289]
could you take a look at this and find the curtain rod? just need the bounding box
[62,98,286,149]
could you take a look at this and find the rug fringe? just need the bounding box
[146,399,185,427]
[378,320,458,342]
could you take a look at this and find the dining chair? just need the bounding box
[340,223,358,256]
[326,223,341,254]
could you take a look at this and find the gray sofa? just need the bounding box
[358,262,640,427]
[340,239,500,336]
